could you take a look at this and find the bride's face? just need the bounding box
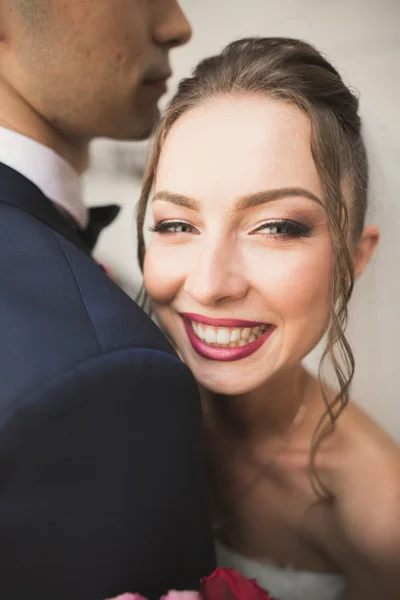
[144,95,336,395]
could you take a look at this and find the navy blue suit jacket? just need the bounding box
[0,163,215,599]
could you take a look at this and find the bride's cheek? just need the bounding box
[143,248,184,304]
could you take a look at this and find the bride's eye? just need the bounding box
[252,219,311,238]
[149,220,196,234]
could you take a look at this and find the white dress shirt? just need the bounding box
[0,126,88,228]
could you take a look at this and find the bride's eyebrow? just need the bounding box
[152,187,322,211]
[236,187,323,210]
[152,190,200,211]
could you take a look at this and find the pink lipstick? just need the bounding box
[180,313,275,362]
[181,312,265,328]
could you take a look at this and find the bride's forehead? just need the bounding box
[156,97,321,202]
[161,95,311,156]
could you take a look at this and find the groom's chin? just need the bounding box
[116,103,160,141]
[134,116,159,141]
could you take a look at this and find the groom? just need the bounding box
[0,2,215,599]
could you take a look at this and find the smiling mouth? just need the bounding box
[190,321,269,348]
[180,313,275,361]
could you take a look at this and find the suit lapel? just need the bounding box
[0,162,91,256]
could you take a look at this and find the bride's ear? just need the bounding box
[352,225,380,279]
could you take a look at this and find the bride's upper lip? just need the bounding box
[179,312,267,328]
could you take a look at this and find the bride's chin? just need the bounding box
[179,353,266,396]
[189,370,258,397]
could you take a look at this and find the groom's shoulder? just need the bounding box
[53,228,172,355]
[0,201,176,400]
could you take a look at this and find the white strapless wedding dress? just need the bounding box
[216,542,346,600]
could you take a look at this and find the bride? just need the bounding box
[136,38,400,600]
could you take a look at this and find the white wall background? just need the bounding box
[83,0,400,439]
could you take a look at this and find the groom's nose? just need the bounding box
[152,1,192,49]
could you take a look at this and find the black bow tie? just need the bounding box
[79,204,121,251]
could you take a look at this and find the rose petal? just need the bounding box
[201,567,276,600]
[161,592,201,600]
[105,594,147,600]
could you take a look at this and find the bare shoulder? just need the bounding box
[317,402,400,574]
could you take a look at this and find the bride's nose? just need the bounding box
[184,241,249,306]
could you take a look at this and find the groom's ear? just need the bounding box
[353,224,380,279]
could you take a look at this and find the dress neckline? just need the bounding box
[215,540,345,580]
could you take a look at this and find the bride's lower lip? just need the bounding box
[182,320,275,362]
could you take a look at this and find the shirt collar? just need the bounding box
[0,126,88,229]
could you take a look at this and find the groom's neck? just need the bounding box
[0,77,89,174]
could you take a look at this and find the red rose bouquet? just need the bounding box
[107,567,277,600]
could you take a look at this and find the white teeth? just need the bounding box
[216,328,231,345]
[242,328,251,340]
[230,328,241,343]
[190,320,270,349]
[204,327,217,344]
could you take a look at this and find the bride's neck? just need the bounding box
[201,364,312,448]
